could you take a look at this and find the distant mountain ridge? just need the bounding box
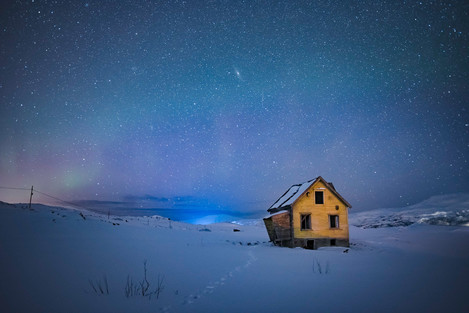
[350,193,469,228]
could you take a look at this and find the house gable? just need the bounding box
[268,176,351,213]
[292,179,349,241]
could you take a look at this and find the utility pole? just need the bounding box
[29,186,33,209]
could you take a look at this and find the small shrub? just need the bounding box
[89,275,109,295]
[125,260,165,300]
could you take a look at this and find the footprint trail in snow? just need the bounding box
[160,249,258,312]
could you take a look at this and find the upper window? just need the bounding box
[300,214,311,230]
[329,215,339,228]
[315,191,324,204]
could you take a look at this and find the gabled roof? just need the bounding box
[268,176,352,212]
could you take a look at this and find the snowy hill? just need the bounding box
[351,193,469,228]
[0,197,468,313]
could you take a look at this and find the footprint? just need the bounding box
[180,250,258,308]
[159,306,172,313]
[203,285,215,294]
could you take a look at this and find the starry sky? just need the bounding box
[1,0,468,213]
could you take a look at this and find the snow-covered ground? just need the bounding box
[1,196,468,313]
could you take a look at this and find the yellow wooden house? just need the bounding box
[263,176,352,249]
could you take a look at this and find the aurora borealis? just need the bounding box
[1,0,468,212]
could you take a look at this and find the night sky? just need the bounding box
[1,0,468,213]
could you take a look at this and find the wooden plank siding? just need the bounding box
[263,211,291,243]
[292,180,349,242]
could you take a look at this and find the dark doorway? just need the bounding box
[306,240,315,250]
[330,239,336,246]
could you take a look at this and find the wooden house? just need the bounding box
[263,176,352,249]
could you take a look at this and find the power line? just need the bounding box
[0,185,90,212]
[0,186,31,191]
[32,189,91,212]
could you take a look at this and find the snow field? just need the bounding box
[0,201,468,312]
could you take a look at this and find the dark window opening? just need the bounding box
[330,239,336,246]
[300,214,311,230]
[315,191,324,204]
[330,215,339,228]
[306,240,315,249]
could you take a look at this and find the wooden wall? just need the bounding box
[292,180,349,241]
[263,211,291,242]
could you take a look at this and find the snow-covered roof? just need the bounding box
[268,176,352,212]
[264,209,289,219]
[269,179,317,210]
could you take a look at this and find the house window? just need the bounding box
[315,191,324,204]
[300,214,311,230]
[329,215,339,228]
